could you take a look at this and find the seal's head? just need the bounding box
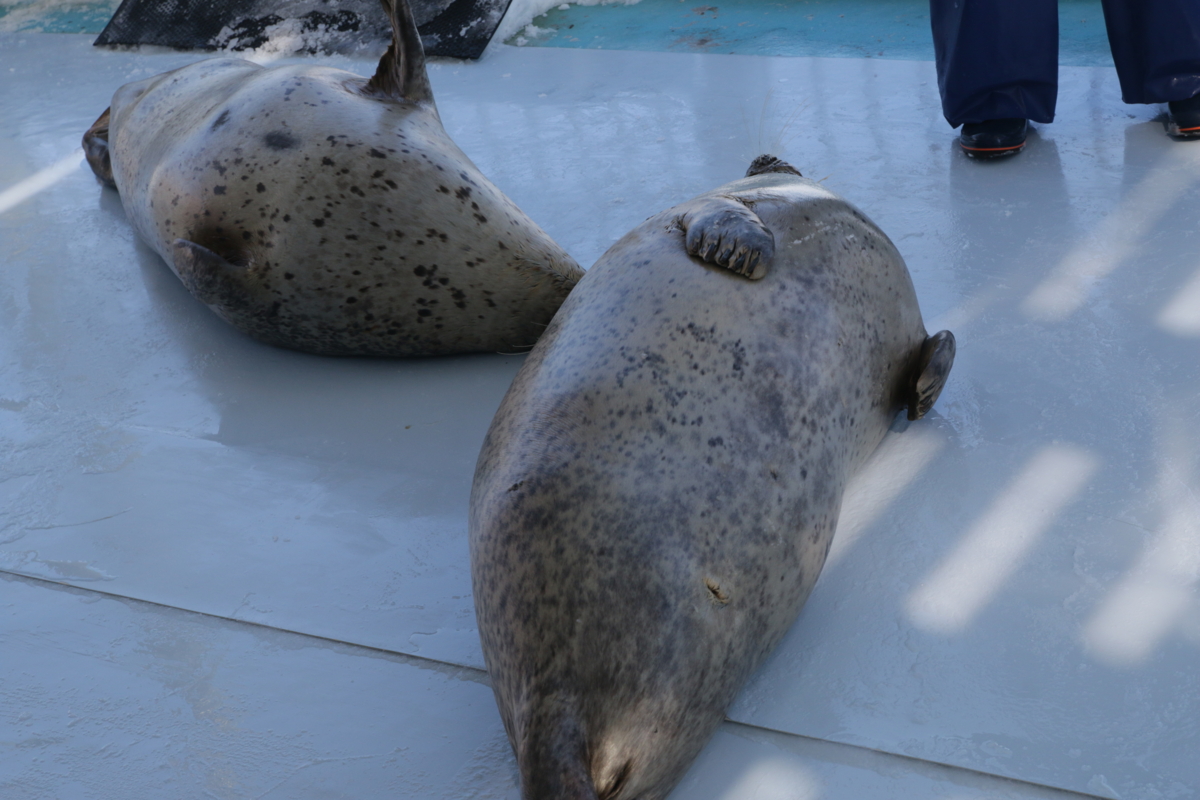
[746,154,803,177]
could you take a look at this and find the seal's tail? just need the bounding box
[83,107,116,188]
[907,329,956,420]
[366,0,434,106]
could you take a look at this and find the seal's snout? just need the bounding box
[745,154,803,178]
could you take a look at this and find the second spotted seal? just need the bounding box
[470,156,954,800]
[82,0,582,356]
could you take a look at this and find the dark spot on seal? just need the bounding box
[438,185,450,194]
[313,218,325,227]
[455,186,472,201]
[264,131,299,150]
[211,110,230,130]
[369,148,386,158]
[474,213,488,224]
[213,185,227,195]
[507,481,524,492]
[284,272,294,280]
[418,308,432,317]
[283,214,291,222]
[707,437,724,447]
[256,183,266,193]
[346,296,358,304]
[413,265,427,276]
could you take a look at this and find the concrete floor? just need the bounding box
[1,26,1198,800]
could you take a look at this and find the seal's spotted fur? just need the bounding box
[83,0,582,356]
[470,159,954,800]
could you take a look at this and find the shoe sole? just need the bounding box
[960,141,1025,159]
[1167,122,1200,138]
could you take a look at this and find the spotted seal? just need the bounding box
[469,155,955,800]
[82,0,583,356]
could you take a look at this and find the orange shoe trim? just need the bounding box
[960,141,1026,152]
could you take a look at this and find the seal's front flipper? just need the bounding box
[172,239,252,311]
[680,197,774,280]
[83,107,116,189]
[907,330,955,420]
[365,0,434,106]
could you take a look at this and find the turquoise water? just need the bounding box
[512,0,1115,66]
[0,1,121,33]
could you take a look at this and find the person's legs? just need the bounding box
[931,0,1059,127]
[1102,0,1200,104]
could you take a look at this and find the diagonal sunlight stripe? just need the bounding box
[907,444,1098,634]
[0,149,84,216]
[1156,264,1200,336]
[828,426,945,568]
[1021,149,1200,323]
[721,756,820,800]
[1084,404,1200,667]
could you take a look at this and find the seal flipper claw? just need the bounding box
[172,239,252,311]
[83,107,116,189]
[365,0,434,106]
[907,329,955,420]
[681,197,774,280]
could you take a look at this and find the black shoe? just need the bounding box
[1167,94,1200,138]
[959,118,1028,159]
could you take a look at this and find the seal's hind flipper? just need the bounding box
[680,197,774,280]
[173,239,252,311]
[365,0,434,106]
[83,107,116,189]
[907,330,955,420]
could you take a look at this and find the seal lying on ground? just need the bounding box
[470,155,955,800]
[82,0,582,356]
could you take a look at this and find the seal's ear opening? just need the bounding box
[746,154,803,178]
[83,107,116,189]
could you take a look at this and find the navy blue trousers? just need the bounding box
[931,0,1200,126]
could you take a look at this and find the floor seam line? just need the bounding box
[0,568,1128,798]
[722,719,1114,800]
[0,568,489,680]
